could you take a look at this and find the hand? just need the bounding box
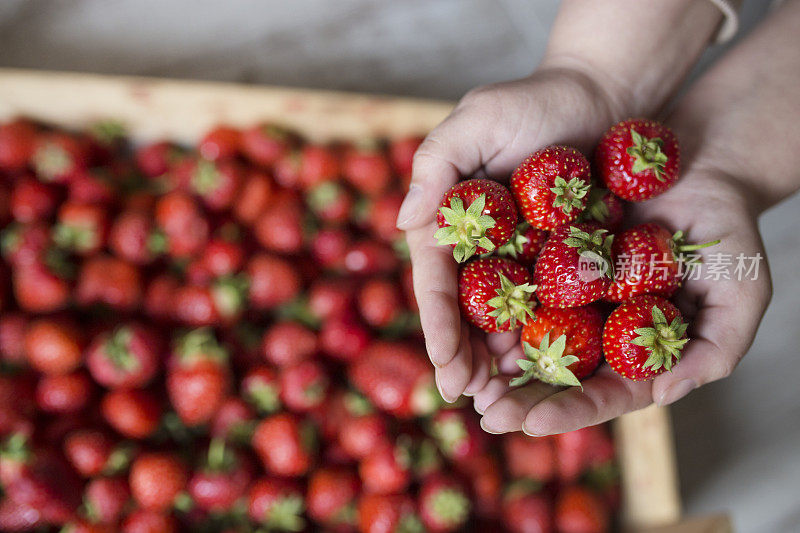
[474,169,772,435]
[396,68,626,403]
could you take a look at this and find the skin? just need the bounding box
[398,0,800,435]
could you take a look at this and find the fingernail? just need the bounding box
[396,185,423,229]
[480,417,502,435]
[521,424,544,437]
[657,379,697,406]
[474,402,485,415]
[435,373,456,403]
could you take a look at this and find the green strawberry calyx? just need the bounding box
[431,416,467,458]
[580,188,612,224]
[564,226,614,280]
[496,222,530,259]
[511,332,582,388]
[192,159,221,194]
[430,488,470,526]
[486,273,537,330]
[435,195,497,263]
[212,274,250,318]
[669,230,721,264]
[396,514,425,533]
[206,437,235,472]
[104,327,140,371]
[265,495,305,531]
[627,128,669,181]
[550,176,590,214]
[631,305,689,371]
[176,328,228,365]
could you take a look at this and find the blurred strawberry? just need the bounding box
[241,366,282,415]
[252,412,314,477]
[101,389,161,440]
[75,255,142,311]
[342,141,391,197]
[246,253,302,310]
[198,125,240,161]
[247,478,305,531]
[129,452,187,512]
[307,467,359,530]
[10,177,59,223]
[86,324,161,389]
[418,474,471,533]
[241,123,296,167]
[188,439,252,513]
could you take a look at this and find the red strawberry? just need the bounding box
[342,141,391,197]
[297,144,341,190]
[13,259,71,312]
[307,467,359,529]
[129,452,187,512]
[233,169,274,224]
[458,256,536,333]
[154,191,209,258]
[32,131,91,183]
[310,227,351,270]
[344,240,399,276]
[262,321,317,367]
[143,273,180,320]
[188,439,252,513]
[101,389,161,439]
[577,188,624,232]
[349,342,439,418]
[135,140,183,178]
[210,397,256,441]
[190,159,242,211]
[496,221,548,267]
[10,177,59,223]
[320,313,371,362]
[338,411,390,461]
[247,478,305,531]
[1,221,50,268]
[462,453,502,518]
[513,305,604,388]
[279,360,330,412]
[86,324,161,389]
[307,181,354,225]
[109,209,162,265]
[358,493,422,533]
[554,485,610,533]
[308,278,354,321]
[0,119,36,172]
[595,118,680,201]
[52,201,107,255]
[241,123,295,167]
[502,480,553,533]
[0,497,44,531]
[198,125,240,161]
[173,277,248,326]
[67,168,118,205]
[253,198,305,255]
[603,295,688,381]
[24,318,83,375]
[76,255,142,311]
[430,409,485,464]
[0,313,28,366]
[534,223,614,308]
[605,223,719,303]
[357,277,405,328]
[355,191,404,244]
[418,474,471,533]
[35,371,93,413]
[121,509,178,533]
[241,366,282,414]
[554,426,612,482]
[435,178,517,262]
[510,146,591,230]
[63,430,118,477]
[252,413,314,477]
[503,433,556,482]
[84,476,130,525]
[246,253,302,310]
[389,136,423,177]
[359,442,411,495]
[167,328,230,426]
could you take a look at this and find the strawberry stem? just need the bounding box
[626,128,669,181]
[549,177,590,214]
[511,332,582,388]
[631,305,689,371]
[486,273,537,330]
[434,195,497,263]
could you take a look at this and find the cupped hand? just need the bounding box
[474,170,772,435]
[396,67,627,403]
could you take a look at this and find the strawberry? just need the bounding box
[24,318,83,375]
[121,509,178,533]
[290,144,340,191]
[252,413,314,477]
[533,224,614,308]
[577,188,624,232]
[76,255,142,311]
[307,467,359,529]
[0,497,44,531]
[510,146,591,230]
[83,476,130,525]
[358,494,422,533]
[86,324,161,389]
[503,433,556,482]
[348,341,440,418]
[461,453,502,518]
[52,201,108,255]
[198,125,240,161]
[241,366,282,414]
[189,159,242,211]
[67,168,118,205]
[605,223,719,303]
[344,240,399,276]
[12,259,71,312]
[357,277,405,328]
[501,480,553,533]
[459,256,537,334]
[355,191,404,244]
[63,430,119,477]
[246,253,302,310]
[35,371,93,413]
[512,305,604,388]
[135,140,183,178]
[435,178,517,262]
[154,191,209,258]
[279,360,330,412]
[496,221,548,267]
[262,321,317,367]
[143,273,180,320]
[1,221,51,268]
[307,181,354,225]
[101,389,161,440]
[241,123,295,167]
[554,426,612,482]
[595,118,680,201]
[338,411,391,461]
[253,197,305,255]
[389,136,423,177]
[310,227,351,270]
[0,313,28,365]
[247,478,305,531]
[173,277,248,326]
[129,452,187,512]
[418,474,471,533]
[429,408,485,464]
[109,209,162,265]
[188,439,252,513]
[10,177,59,223]
[359,442,411,495]
[307,277,354,321]
[342,141,391,197]
[210,397,256,441]
[196,238,245,278]
[32,131,91,183]
[554,485,610,533]
[320,312,372,363]
[0,118,36,172]
[603,295,689,381]
[166,328,230,426]
[233,169,274,225]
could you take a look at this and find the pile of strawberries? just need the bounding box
[0,118,616,532]
[439,119,718,386]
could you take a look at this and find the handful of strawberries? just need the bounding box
[436,119,719,386]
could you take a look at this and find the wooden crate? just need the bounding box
[0,68,682,531]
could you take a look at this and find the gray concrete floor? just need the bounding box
[0,1,797,531]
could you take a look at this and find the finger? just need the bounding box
[407,225,461,367]
[464,332,492,396]
[480,381,558,434]
[472,375,514,415]
[434,322,473,403]
[497,343,525,375]
[486,331,518,356]
[521,366,653,436]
